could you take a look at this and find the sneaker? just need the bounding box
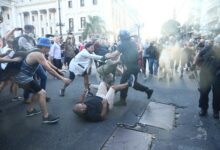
[12,96,23,102]
[128,74,135,87]
[146,89,154,99]
[42,114,59,124]
[199,109,207,117]
[60,88,65,96]
[23,99,32,104]
[213,110,219,119]
[26,109,41,117]
[114,100,127,106]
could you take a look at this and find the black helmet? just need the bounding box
[214,34,220,43]
[119,29,130,41]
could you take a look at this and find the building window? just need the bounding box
[32,16,35,22]
[80,17,86,28]
[50,27,53,34]
[93,0,97,5]
[69,18,74,32]
[68,0,72,8]
[40,15,43,21]
[80,0,84,7]
[7,14,10,20]
[79,36,82,42]
[41,28,44,36]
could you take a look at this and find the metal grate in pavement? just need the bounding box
[139,102,175,130]
[101,127,152,150]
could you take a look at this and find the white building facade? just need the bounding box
[0,0,139,43]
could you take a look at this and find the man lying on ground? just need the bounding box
[72,75,135,122]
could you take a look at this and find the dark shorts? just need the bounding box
[69,71,76,80]
[19,80,42,93]
[69,70,87,80]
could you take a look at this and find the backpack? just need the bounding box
[119,40,138,66]
[12,35,36,52]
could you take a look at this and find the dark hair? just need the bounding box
[85,41,94,49]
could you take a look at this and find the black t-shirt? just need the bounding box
[83,96,103,122]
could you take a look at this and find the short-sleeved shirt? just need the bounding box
[83,96,103,122]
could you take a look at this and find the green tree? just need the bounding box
[82,15,106,40]
[161,19,180,36]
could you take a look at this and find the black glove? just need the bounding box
[100,56,106,62]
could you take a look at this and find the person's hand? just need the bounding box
[63,78,71,86]
[105,53,112,59]
[56,69,64,76]
[5,50,12,55]
[100,56,106,62]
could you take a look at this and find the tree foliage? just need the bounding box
[82,16,106,40]
[161,19,180,36]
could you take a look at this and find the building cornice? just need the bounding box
[16,0,56,8]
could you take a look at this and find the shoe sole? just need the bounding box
[26,111,41,117]
[147,90,154,99]
[42,118,59,124]
[59,90,65,96]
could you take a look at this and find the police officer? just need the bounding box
[106,30,153,106]
[193,35,220,119]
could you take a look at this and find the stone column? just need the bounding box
[29,11,32,25]
[46,9,50,34]
[21,12,25,28]
[37,11,41,37]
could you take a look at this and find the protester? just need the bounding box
[49,36,62,69]
[15,37,71,124]
[105,30,153,106]
[73,75,135,122]
[59,41,106,96]
[192,35,220,119]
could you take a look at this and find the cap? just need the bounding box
[37,37,51,48]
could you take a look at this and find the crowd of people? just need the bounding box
[0,24,220,125]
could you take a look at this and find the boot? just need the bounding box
[199,109,207,116]
[213,110,219,119]
[146,89,153,99]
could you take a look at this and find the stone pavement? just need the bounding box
[0,72,220,150]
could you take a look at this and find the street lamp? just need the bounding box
[57,0,64,38]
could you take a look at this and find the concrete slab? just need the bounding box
[102,127,152,150]
[139,102,175,130]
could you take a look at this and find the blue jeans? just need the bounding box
[148,58,158,75]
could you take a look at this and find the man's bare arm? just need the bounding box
[100,99,108,120]
[37,53,65,80]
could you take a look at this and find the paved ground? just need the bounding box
[0,71,220,150]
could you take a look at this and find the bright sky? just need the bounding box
[126,0,190,38]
